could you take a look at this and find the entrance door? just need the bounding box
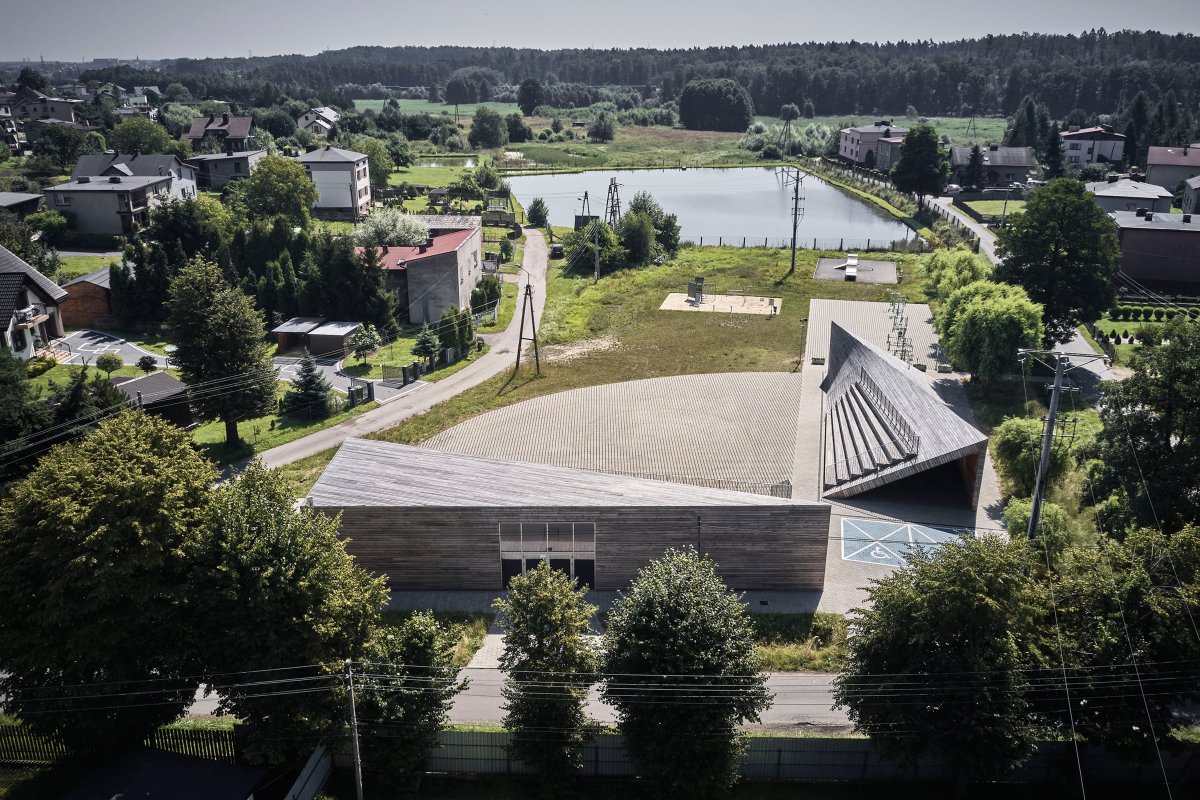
[549,559,571,578]
[574,559,595,589]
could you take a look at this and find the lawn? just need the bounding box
[58,254,119,280]
[342,337,490,381]
[389,163,471,188]
[965,199,1026,217]
[499,125,750,172]
[27,362,166,394]
[476,280,518,334]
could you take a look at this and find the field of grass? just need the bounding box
[27,362,163,394]
[58,254,119,280]
[500,126,750,172]
[353,98,521,119]
[342,337,489,381]
[754,114,1010,148]
[965,199,1027,217]
[389,163,471,188]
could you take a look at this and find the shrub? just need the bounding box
[1121,329,1129,340]
[1110,306,1127,321]
[136,355,158,373]
[1153,307,1166,321]
[95,352,123,377]
[25,356,56,378]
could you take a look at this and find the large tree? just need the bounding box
[0,412,214,753]
[242,154,319,228]
[995,178,1120,343]
[833,537,1052,797]
[467,107,506,149]
[600,548,770,799]
[1041,122,1064,179]
[109,117,191,158]
[166,258,277,445]
[0,349,49,457]
[678,78,755,132]
[494,561,598,795]
[1089,316,1200,535]
[517,78,545,116]
[349,133,395,189]
[890,122,950,207]
[940,280,1043,389]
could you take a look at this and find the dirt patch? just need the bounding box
[541,336,619,362]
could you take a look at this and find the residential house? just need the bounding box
[72,152,198,200]
[57,84,90,100]
[0,192,43,219]
[60,266,113,328]
[111,372,194,428]
[132,85,162,99]
[186,149,266,190]
[1086,178,1173,213]
[1183,176,1200,216]
[1,245,67,361]
[43,174,173,238]
[1145,144,1200,192]
[365,226,482,324]
[297,106,340,136]
[949,145,1036,187]
[0,118,21,155]
[296,145,371,221]
[874,136,905,172]
[9,87,80,123]
[1111,210,1200,288]
[0,92,13,118]
[1059,125,1125,166]
[182,113,254,152]
[838,122,908,166]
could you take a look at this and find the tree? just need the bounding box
[193,461,388,764]
[562,221,626,277]
[494,561,598,795]
[281,351,334,419]
[1,211,62,279]
[832,537,1052,797]
[95,352,123,377]
[0,350,49,457]
[890,123,950,207]
[625,191,681,257]
[995,179,1120,343]
[517,78,545,116]
[1001,497,1077,562]
[32,124,98,170]
[619,211,657,266]
[166,258,277,445]
[1089,317,1200,535]
[964,144,986,188]
[600,548,770,799]
[779,103,801,122]
[1041,122,1064,178]
[349,134,395,189]
[925,248,991,300]
[0,412,214,753]
[412,323,439,366]
[355,208,429,247]
[348,322,382,363]
[470,274,502,316]
[505,112,533,143]
[941,281,1043,389]
[588,111,615,143]
[991,416,1071,497]
[15,67,50,93]
[242,155,319,228]
[679,78,755,132]
[109,117,190,158]
[136,354,158,373]
[468,107,506,149]
[526,197,549,227]
[145,196,232,258]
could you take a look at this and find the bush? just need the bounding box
[991,416,1070,496]
[95,352,123,377]
[526,197,549,227]
[1110,306,1126,321]
[136,355,158,373]
[1153,307,1166,321]
[25,356,56,378]
[1121,329,1129,340]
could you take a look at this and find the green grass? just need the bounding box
[498,126,750,172]
[380,610,493,669]
[58,254,118,280]
[277,446,340,497]
[27,363,166,394]
[965,199,1026,217]
[476,281,518,333]
[353,98,521,118]
[343,339,489,381]
[752,613,848,672]
[754,114,1010,148]
[389,164,470,188]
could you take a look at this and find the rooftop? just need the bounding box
[844,123,908,135]
[310,439,824,509]
[44,175,171,192]
[184,114,253,140]
[406,214,483,230]
[271,316,326,334]
[184,149,266,162]
[72,152,186,180]
[0,192,42,208]
[63,266,113,289]
[111,371,188,403]
[1146,145,1200,168]
[1111,210,1200,232]
[297,145,367,163]
[364,228,479,269]
[308,320,362,337]
[0,244,67,303]
[1086,178,1173,200]
[949,145,1035,168]
[1060,126,1125,139]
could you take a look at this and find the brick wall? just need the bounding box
[60,282,110,329]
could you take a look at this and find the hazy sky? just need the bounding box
[4,0,1199,62]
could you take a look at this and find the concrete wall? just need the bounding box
[1063,136,1124,165]
[1092,193,1172,213]
[405,228,482,324]
[1118,227,1200,286]
[1146,163,1200,192]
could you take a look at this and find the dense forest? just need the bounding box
[62,30,1200,117]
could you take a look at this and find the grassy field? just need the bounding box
[965,199,1027,217]
[499,126,749,171]
[58,254,118,280]
[353,98,521,118]
[755,114,1010,148]
[389,164,471,187]
[27,362,163,394]
[753,613,848,672]
[342,339,489,381]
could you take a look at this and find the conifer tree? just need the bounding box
[281,351,333,419]
[1041,122,1063,179]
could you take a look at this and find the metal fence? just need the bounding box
[0,724,238,765]
[679,235,924,252]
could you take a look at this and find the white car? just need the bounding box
[943,184,963,195]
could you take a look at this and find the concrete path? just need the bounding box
[931,196,999,264]
[274,355,352,395]
[254,229,549,470]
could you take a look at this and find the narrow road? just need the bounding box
[255,229,549,469]
[930,196,999,264]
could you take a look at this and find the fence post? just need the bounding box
[775,748,783,780]
[742,237,746,248]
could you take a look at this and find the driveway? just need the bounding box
[60,329,170,369]
[931,196,999,264]
[253,229,550,469]
[274,355,351,394]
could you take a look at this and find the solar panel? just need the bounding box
[840,517,970,568]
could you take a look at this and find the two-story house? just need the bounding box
[362,227,483,324]
[182,113,254,152]
[1059,125,1126,165]
[9,87,80,123]
[1145,144,1200,192]
[1,245,67,362]
[297,106,340,136]
[296,145,371,221]
[43,174,173,239]
[186,149,266,190]
[838,122,908,166]
[71,152,198,199]
[949,145,1036,187]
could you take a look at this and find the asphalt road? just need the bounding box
[61,329,170,368]
[254,229,549,470]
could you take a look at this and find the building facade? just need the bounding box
[1111,210,1200,288]
[71,153,198,200]
[186,150,266,190]
[368,227,482,324]
[838,122,907,165]
[1,245,67,361]
[296,146,371,221]
[183,114,254,152]
[949,145,1035,187]
[44,175,173,238]
[1145,145,1200,192]
[1059,125,1125,165]
[60,267,113,329]
[1184,176,1200,215]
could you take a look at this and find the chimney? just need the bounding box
[207,115,215,124]
[78,176,90,183]
[226,146,233,156]
[1184,214,1192,223]
[990,144,998,151]
[325,144,331,151]
[1069,125,1080,133]
[1108,175,1118,183]
[1145,212,1154,221]
[109,176,121,183]
[221,112,229,125]
[1136,208,1147,217]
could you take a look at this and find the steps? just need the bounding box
[823,381,918,489]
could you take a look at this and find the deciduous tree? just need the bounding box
[679,78,755,132]
[348,322,382,363]
[941,281,1043,389]
[991,416,1070,497]
[355,208,429,247]
[242,155,319,228]
[468,107,506,149]
[890,122,950,207]
[517,78,545,116]
[109,117,191,158]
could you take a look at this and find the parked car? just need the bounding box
[550,243,565,258]
[943,184,962,195]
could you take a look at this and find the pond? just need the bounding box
[506,167,913,249]
[413,157,477,168]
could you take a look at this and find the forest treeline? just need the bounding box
[68,30,1200,117]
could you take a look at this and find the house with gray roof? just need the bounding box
[1086,178,1173,213]
[0,191,43,219]
[44,174,174,239]
[0,245,67,361]
[1111,209,1200,288]
[949,145,1036,187]
[71,152,197,200]
[185,149,265,190]
[296,145,371,221]
[297,106,340,135]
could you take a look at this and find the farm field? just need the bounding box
[754,114,1010,147]
[353,98,521,118]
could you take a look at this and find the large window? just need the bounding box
[500,521,596,588]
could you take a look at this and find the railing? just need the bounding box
[823,440,906,488]
[856,367,920,454]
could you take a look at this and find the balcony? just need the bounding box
[13,304,48,330]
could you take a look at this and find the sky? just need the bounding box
[3,0,1199,62]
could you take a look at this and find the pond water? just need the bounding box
[506,167,912,248]
[413,157,477,168]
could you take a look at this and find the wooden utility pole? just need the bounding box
[514,283,540,375]
[344,660,363,800]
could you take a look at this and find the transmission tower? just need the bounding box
[604,177,622,228]
[782,168,805,278]
[578,191,591,218]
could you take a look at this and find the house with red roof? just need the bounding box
[1145,144,1200,192]
[361,227,483,324]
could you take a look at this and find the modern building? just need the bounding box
[838,122,907,166]
[1060,125,1125,166]
[0,191,43,219]
[1086,178,1174,213]
[111,372,194,428]
[59,266,114,328]
[43,174,173,238]
[1145,144,1200,192]
[182,114,254,152]
[307,438,832,591]
[270,316,326,351]
[1111,210,1200,288]
[1184,176,1200,216]
[296,145,371,221]
[1,245,67,361]
[366,226,482,324]
[71,152,198,200]
[949,145,1036,187]
[186,149,266,190]
[297,106,340,135]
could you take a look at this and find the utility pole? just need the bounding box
[783,167,805,278]
[1019,349,1107,540]
[592,221,601,284]
[344,659,363,800]
[604,177,622,228]
[514,281,540,375]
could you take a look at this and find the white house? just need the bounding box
[297,106,340,136]
[296,145,371,221]
[1,245,67,361]
[1059,125,1125,166]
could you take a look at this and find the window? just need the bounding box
[1068,143,1081,151]
[234,161,242,173]
[499,521,596,588]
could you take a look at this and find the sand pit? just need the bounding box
[659,292,782,316]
